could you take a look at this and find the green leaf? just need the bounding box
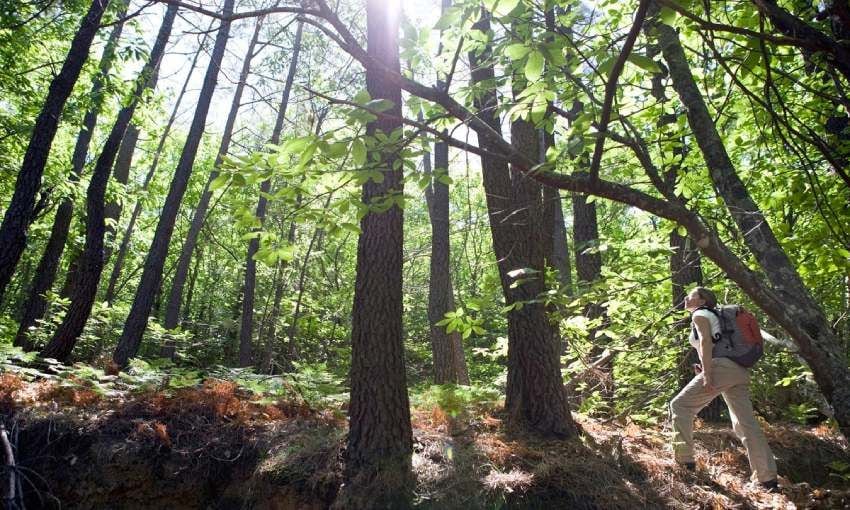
[525,50,544,82]
[493,0,520,17]
[659,6,677,25]
[505,43,530,60]
[209,173,230,191]
[364,98,395,113]
[627,54,660,73]
[352,139,367,166]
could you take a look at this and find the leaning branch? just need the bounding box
[588,0,650,180]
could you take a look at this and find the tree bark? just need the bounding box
[237,19,303,368]
[422,0,469,386]
[13,11,126,349]
[41,4,178,361]
[467,9,577,438]
[0,0,111,301]
[113,0,235,367]
[161,15,265,359]
[654,11,850,436]
[334,1,413,506]
[104,31,207,306]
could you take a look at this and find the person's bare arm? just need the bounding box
[693,315,717,390]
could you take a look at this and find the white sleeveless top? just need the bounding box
[689,308,722,349]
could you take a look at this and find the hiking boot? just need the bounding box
[759,479,779,493]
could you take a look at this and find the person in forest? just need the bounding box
[670,286,779,491]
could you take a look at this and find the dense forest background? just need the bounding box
[1,0,849,507]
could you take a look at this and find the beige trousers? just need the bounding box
[670,357,777,482]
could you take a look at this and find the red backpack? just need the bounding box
[703,305,764,368]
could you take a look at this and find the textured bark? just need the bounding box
[113,0,235,367]
[655,13,850,437]
[41,4,177,361]
[161,17,265,359]
[467,10,576,438]
[13,12,126,349]
[572,189,613,407]
[572,193,602,286]
[544,185,572,293]
[67,123,140,292]
[104,33,206,306]
[164,16,265,332]
[0,0,110,301]
[104,123,140,230]
[237,19,302,368]
[751,0,850,83]
[238,179,270,367]
[421,0,469,386]
[426,140,470,385]
[335,1,412,506]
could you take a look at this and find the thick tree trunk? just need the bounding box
[655,13,850,436]
[13,11,126,349]
[237,19,303,368]
[334,1,412,506]
[113,0,235,367]
[104,33,206,306]
[467,10,576,438]
[161,16,265,359]
[41,4,178,361]
[0,0,110,301]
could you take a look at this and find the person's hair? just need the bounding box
[693,286,718,308]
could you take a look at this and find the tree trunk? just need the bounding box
[113,0,235,367]
[334,1,413,506]
[654,11,850,436]
[422,0,469,386]
[161,15,265,359]
[12,11,126,349]
[426,138,470,385]
[41,4,178,361]
[237,19,303,368]
[105,123,140,231]
[545,186,572,293]
[467,9,576,438]
[0,0,111,301]
[104,31,206,306]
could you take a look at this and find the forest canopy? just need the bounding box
[1,0,849,506]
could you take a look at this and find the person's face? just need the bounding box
[684,290,705,312]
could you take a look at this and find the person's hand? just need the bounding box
[693,363,702,374]
[702,377,717,392]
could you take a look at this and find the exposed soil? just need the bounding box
[2,373,849,509]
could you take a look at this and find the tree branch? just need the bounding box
[589,0,650,180]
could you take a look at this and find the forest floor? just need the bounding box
[2,372,849,509]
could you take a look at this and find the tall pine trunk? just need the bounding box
[653,9,850,436]
[334,1,412,506]
[104,33,206,305]
[0,0,111,301]
[41,4,178,361]
[161,15,266,359]
[13,11,126,348]
[468,9,576,438]
[113,0,235,367]
[238,20,303,368]
[424,0,469,386]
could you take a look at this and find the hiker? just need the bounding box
[670,286,779,491]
